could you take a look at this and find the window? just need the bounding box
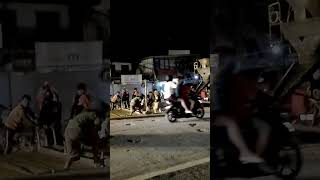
[121,65,129,74]
[154,59,160,69]
[164,59,167,69]
[169,60,175,69]
[36,11,60,41]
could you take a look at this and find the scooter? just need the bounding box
[164,96,205,122]
[212,93,303,180]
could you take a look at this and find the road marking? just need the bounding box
[125,157,210,180]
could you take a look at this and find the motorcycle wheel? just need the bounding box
[276,144,302,180]
[167,110,177,123]
[195,107,205,119]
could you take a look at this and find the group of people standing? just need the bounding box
[2,81,108,169]
[111,88,162,115]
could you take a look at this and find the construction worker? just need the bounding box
[64,109,103,169]
[3,95,37,154]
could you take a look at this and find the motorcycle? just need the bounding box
[212,92,303,180]
[164,96,205,122]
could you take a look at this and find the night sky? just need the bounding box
[111,1,210,59]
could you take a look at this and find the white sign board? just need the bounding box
[121,74,142,85]
[35,41,102,70]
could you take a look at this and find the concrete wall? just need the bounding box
[0,73,10,107]
[6,71,108,126]
[94,0,110,12]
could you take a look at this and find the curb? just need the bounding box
[111,114,165,120]
[125,157,210,180]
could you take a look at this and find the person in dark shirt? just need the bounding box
[132,88,140,99]
[122,89,130,109]
[70,83,90,119]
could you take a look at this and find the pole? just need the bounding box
[120,84,123,109]
[8,72,12,108]
[144,79,147,112]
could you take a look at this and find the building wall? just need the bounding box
[3,71,107,128]
[4,3,69,29]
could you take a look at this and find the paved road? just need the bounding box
[110,111,210,180]
[150,144,320,180]
[0,148,108,179]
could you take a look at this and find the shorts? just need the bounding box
[64,128,81,160]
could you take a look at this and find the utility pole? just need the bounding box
[144,79,147,112]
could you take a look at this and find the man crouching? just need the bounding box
[4,95,37,154]
[64,109,103,169]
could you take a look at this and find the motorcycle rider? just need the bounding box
[212,47,271,165]
[165,75,192,114]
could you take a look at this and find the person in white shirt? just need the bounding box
[164,75,192,114]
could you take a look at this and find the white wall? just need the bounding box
[5,3,69,29]
[35,41,103,69]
